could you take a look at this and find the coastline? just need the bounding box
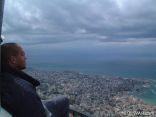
[25,69,156,117]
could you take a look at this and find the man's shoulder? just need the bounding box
[1,72,35,93]
[1,72,16,84]
[1,72,15,78]
[1,72,21,91]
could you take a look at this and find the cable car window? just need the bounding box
[1,0,156,117]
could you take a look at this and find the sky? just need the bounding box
[1,0,156,61]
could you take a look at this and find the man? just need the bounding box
[1,43,69,117]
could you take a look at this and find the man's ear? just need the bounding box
[9,56,17,64]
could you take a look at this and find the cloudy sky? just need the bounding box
[1,0,156,62]
[2,0,156,78]
[2,0,156,44]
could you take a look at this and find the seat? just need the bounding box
[0,106,12,117]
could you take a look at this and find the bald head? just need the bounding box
[1,43,20,60]
[1,43,26,70]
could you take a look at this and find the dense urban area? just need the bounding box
[26,69,156,117]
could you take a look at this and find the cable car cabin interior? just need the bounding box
[0,1,90,117]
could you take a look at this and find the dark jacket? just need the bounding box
[1,67,47,117]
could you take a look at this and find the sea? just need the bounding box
[27,59,156,106]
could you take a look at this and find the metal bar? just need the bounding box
[0,0,5,43]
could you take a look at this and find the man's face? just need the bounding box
[15,46,27,70]
[9,46,27,70]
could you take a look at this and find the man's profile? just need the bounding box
[1,43,69,117]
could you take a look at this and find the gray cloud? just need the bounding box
[2,0,156,44]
